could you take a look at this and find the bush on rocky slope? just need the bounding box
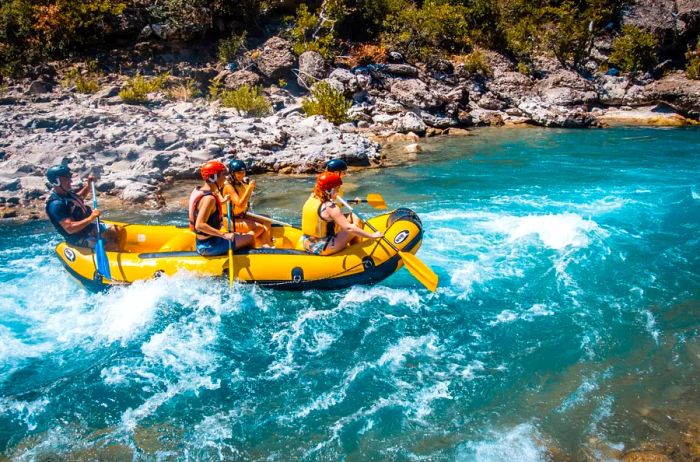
[301,81,350,124]
[609,25,658,73]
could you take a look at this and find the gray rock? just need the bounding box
[93,85,120,99]
[596,75,632,105]
[255,37,295,80]
[394,112,426,134]
[327,68,360,95]
[390,79,443,110]
[120,182,153,203]
[641,71,700,118]
[374,99,406,114]
[518,99,596,127]
[487,71,534,106]
[372,114,398,125]
[28,80,51,95]
[224,70,263,90]
[383,64,419,77]
[420,111,455,128]
[19,176,47,200]
[477,93,505,110]
[298,51,327,88]
[623,0,698,52]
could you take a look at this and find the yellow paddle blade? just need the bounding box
[366,194,387,209]
[398,251,438,292]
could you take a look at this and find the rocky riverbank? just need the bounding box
[1,37,699,221]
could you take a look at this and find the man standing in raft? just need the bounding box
[45,165,120,249]
[222,159,272,248]
[300,172,383,255]
[189,161,253,256]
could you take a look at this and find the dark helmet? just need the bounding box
[325,159,347,172]
[46,165,72,185]
[228,159,247,172]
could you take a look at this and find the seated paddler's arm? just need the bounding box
[76,175,96,199]
[329,205,382,239]
[59,209,100,235]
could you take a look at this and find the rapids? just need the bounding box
[1,127,699,460]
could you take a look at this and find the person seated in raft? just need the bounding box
[300,172,383,256]
[222,159,272,248]
[325,158,362,213]
[189,161,254,256]
[45,165,120,249]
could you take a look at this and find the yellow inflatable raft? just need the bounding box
[55,208,424,291]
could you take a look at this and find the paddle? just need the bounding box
[341,194,387,209]
[337,197,438,292]
[90,182,111,280]
[226,201,234,288]
[246,212,294,228]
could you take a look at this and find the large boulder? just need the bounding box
[255,37,296,81]
[487,71,534,106]
[390,79,443,110]
[623,0,700,54]
[297,51,326,89]
[394,112,427,134]
[534,70,598,106]
[641,71,700,119]
[326,68,360,95]
[596,75,633,106]
[224,70,263,90]
[518,99,596,127]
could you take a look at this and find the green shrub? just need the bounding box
[287,2,342,58]
[217,31,246,64]
[208,78,223,101]
[301,81,351,124]
[686,40,700,80]
[609,25,658,73]
[166,79,201,101]
[61,62,101,94]
[381,0,470,61]
[0,0,125,75]
[218,84,272,116]
[455,50,491,77]
[119,73,169,103]
[687,58,700,80]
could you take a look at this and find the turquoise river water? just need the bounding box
[1,127,699,461]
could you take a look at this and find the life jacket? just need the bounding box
[222,181,249,217]
[301,194,335,238]
[188,187,222,233]
[45,190,93,242]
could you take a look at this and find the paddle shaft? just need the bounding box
[337,197,398,252]
[90,182,103,242]
[338,196,438,292]
[90,181,111,280]
[246,212,293,228]
[227,201,234,287]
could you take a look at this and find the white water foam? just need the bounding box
[377,334,441,370]
[456,423,549,462]
[0,396,50,431]
[483,213,605,251]
[339,286,423,311]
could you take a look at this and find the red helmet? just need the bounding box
[316,172,343,191]
[200,161,227,182]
